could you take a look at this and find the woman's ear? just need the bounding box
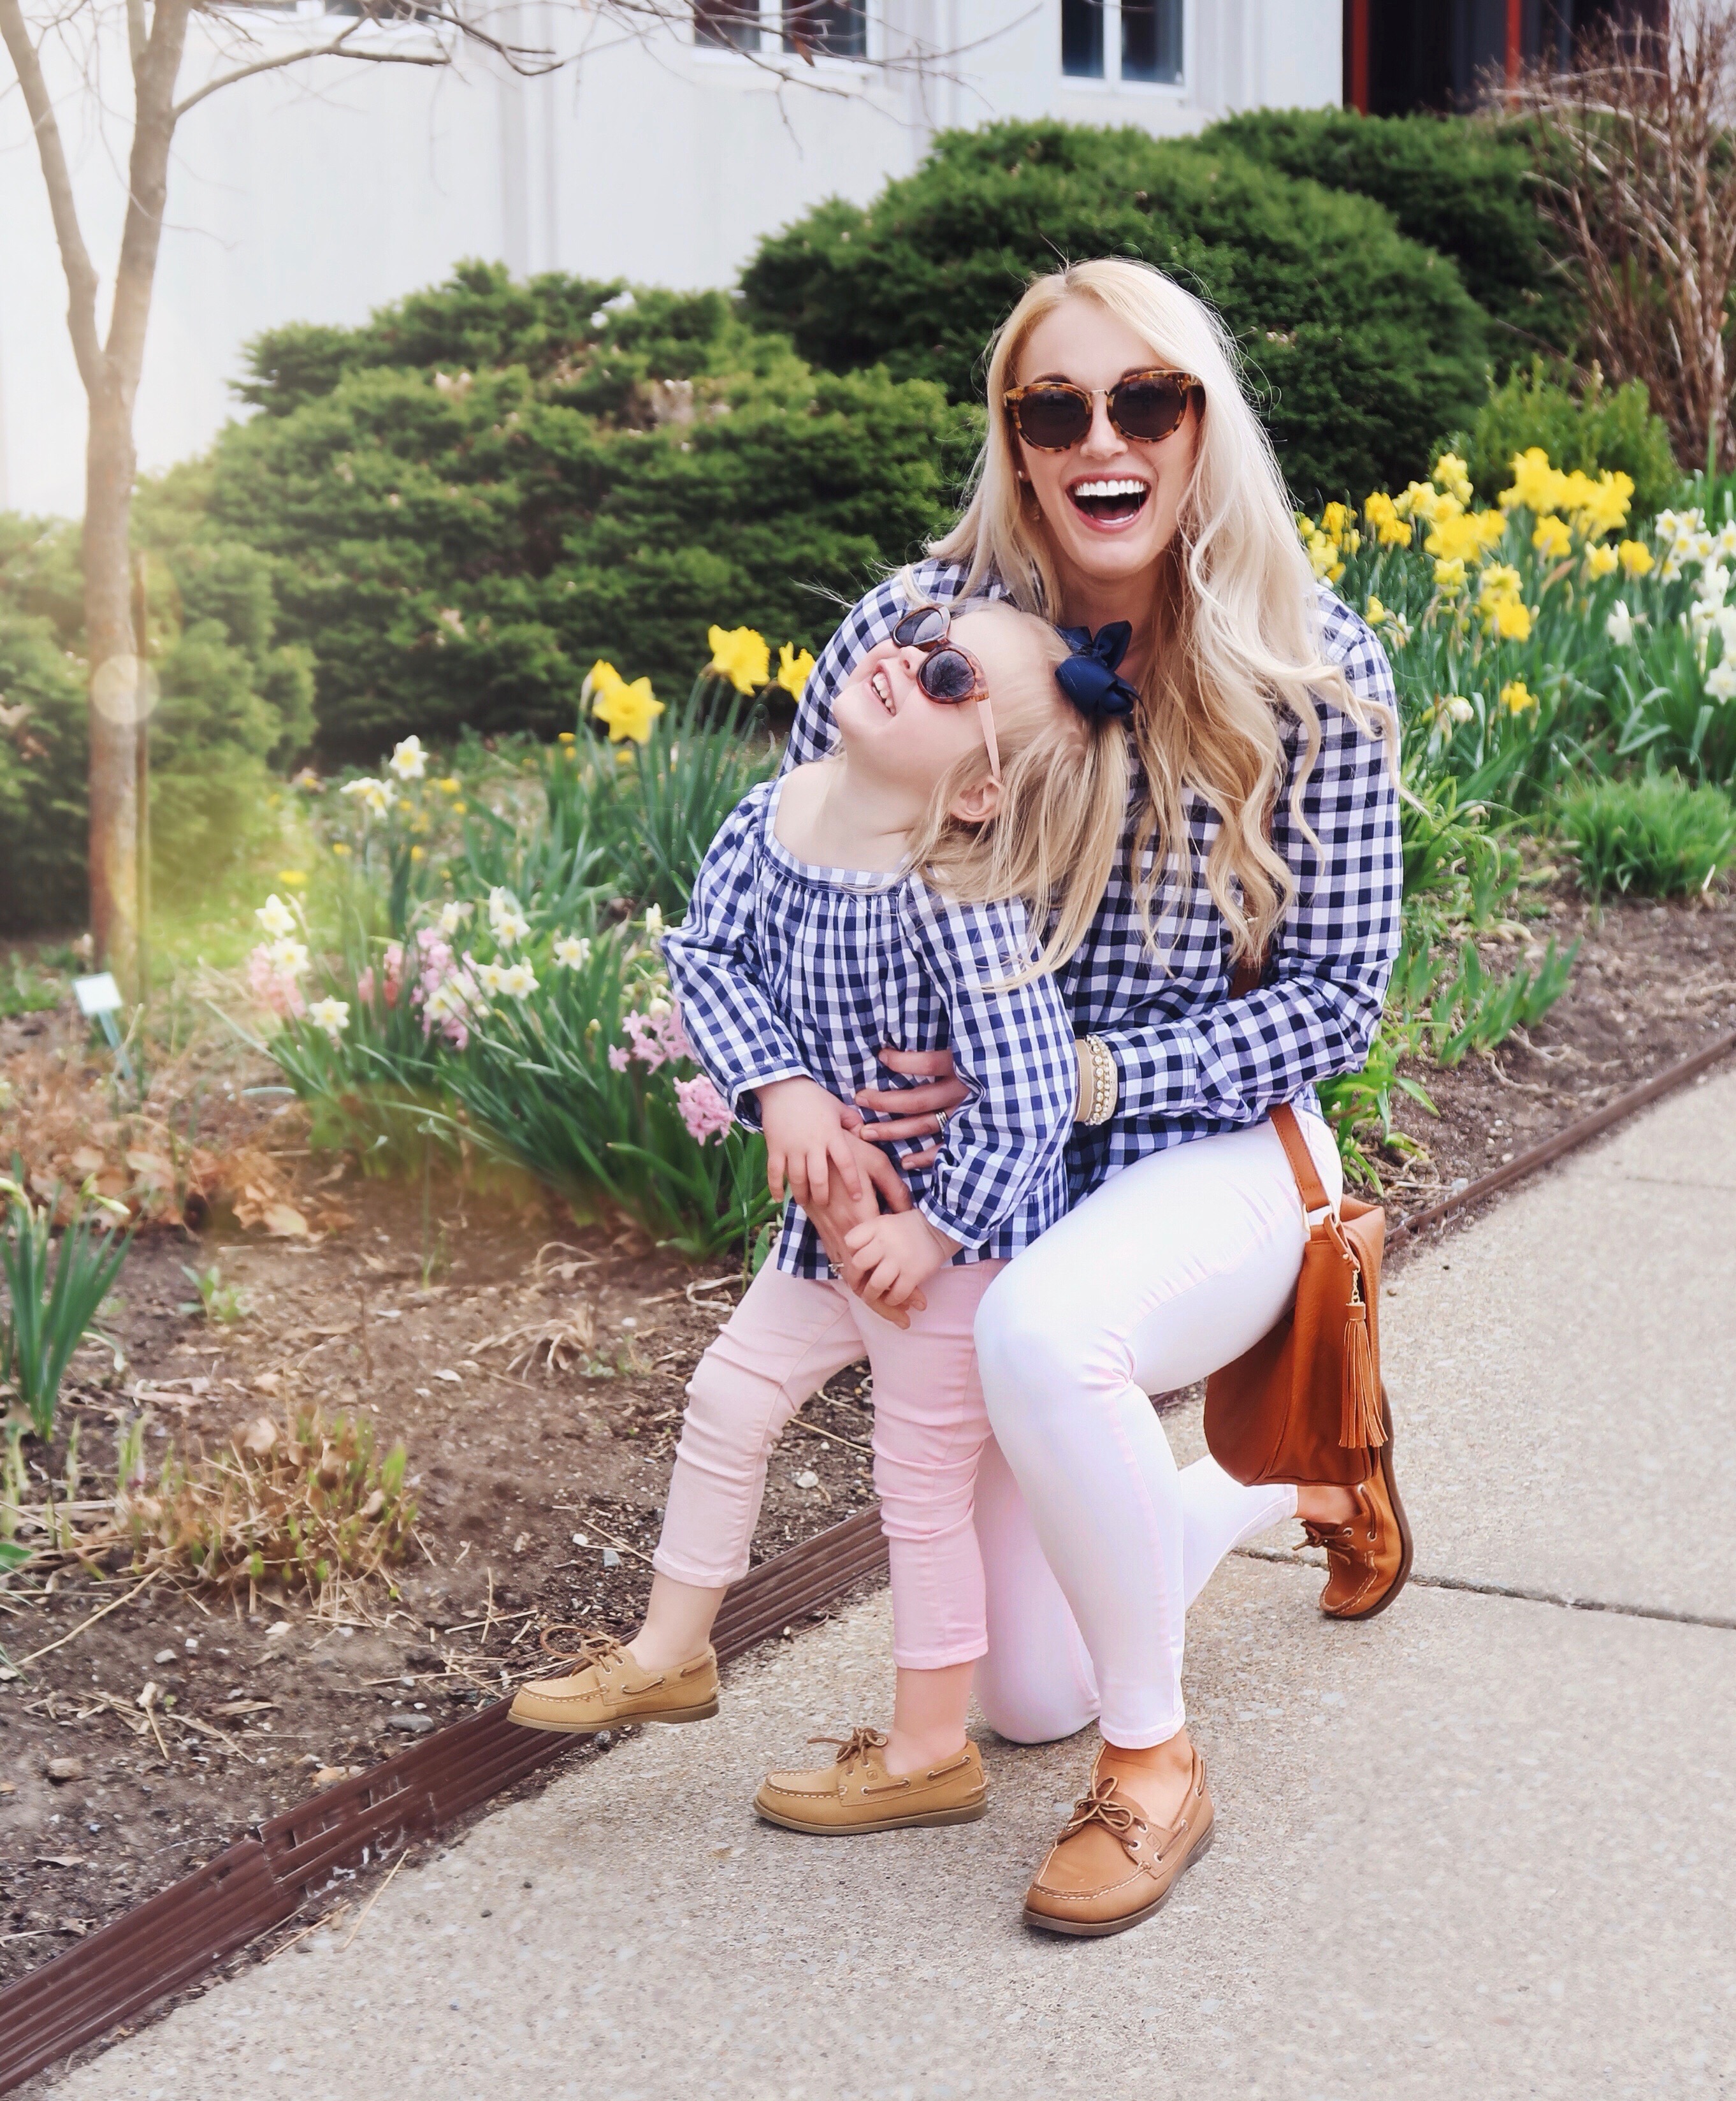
[950,777,1002,825]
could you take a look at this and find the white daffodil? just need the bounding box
[1707,658,1736,703]
[389,735,427,780]
[424,980,468,1023]
[486,885,521,928]
[256,894,297,939]
[497,961,539,998]
[554,934,593,970]
[474,960,508,995]
[340,776,397,817]
[308,997,350,1038]
[437,900,474,936]
[268,938,310,978]
[646,994,672,1020]
[491,906,531,947]
[642,903,664,939]
[1698,560,1732,607]
[1606,600,1635,646]
[1444,694,1474,724]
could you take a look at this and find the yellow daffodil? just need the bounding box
[557,732,575,744]
[276,869,307,889]
[1364,492,1412,548]
[707,625,771,694]
[1618,539,1654,576]
[1433,556,1467,596]
[776,643,816,699]
[1586,542,1620,579]
[1501,447,1565,516]
[1499,678,1538,715]
[437,775,462,793]
[592,672,665,744]
[451,800,467,814]
[409,844,425,862]
[331,841,351,857]
[1487,597,1533,641]
[1365,595,1392,627]
[1433,453,1474,507]
[1532,514,1573,560]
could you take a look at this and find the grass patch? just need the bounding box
[1557,776,1735,899]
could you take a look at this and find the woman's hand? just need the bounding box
[802,1137,924,1328]
[852,1047,969,1170]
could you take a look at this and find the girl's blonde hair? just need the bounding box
[930,257,1390,964]
[899,598,1131,985]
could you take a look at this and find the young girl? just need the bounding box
[510,599,1129,1833]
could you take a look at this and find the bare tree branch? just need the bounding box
[171,18,455,121]
[0,0,103,391]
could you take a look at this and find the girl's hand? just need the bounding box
[758,1077,868,1210]
[853,1046,969,1170]
[843,1210,957,1313]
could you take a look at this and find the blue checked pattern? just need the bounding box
[786,561,1404,1204]
[663,777,1079,1277]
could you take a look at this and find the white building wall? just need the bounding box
[0,0,1340,518]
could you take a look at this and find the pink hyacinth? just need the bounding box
[247,943,306,1019]
[355,966,376,1008]
[675,1073,734,1145]
[608,1044,631,1072]
[615,1002,693,1073]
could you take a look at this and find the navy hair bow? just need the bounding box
[1053,622,1139,720]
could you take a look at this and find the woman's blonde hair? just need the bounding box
[899,598,1131,985]
[930,257,1389,964]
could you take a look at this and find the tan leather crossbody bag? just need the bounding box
[1200,958,1388,1488]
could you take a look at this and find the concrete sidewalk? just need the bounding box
[50,1067,1736,2101]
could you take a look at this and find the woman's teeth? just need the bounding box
[1069,478,1150,524]
[871,670,896,715]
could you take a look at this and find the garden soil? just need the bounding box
[1,882,1731,1991]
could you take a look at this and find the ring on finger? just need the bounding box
[934,1108,950,1137]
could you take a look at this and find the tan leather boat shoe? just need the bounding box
[1305,1388,1414,1620]
[507,1630,719,1734]
[1022,1750,1214,1937]
[754,1727,987,1835]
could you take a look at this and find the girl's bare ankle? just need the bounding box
[883,1727,969,1777]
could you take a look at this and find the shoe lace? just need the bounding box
[809,1726,888,1773]
[535,1625,628,1672]
[1298,1519,1355,1553]
[1059,1775,1148,1858]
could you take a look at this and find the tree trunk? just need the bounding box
[85,386,140,992]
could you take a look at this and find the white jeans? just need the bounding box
[972,1112,1343,1748]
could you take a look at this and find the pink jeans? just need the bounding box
[653,1261,1003,1671]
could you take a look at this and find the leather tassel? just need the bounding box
[1339,1299,1384,1450]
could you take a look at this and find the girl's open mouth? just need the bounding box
[1067,477,1150,528]
[870,669,897,716]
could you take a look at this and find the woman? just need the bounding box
[785,258,1407,1937]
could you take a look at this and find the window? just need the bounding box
[1121,0,1182,83]
[694,0,760,51]
[783,0,865,57]
[1062,0,1182,84]
[1061,0,1104,76]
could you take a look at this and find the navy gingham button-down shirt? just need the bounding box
[781,560,1404,1207]
[664,776,1080,1277]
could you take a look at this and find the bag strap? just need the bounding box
[1229,943,1333,1220]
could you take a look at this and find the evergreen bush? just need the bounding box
[739,120,1491,502]
[1201,107,1572,364]
[207,270,978,758]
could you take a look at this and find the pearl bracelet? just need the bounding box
[1078,1035,1118,1127]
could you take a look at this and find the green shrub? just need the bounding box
[1456,361,1682,514]
[1201,108,1572,365]
[206,270,977,759]
[1557,775,1735,898]
[0,513,317,931]
[739,120,1491,502]
[0,605,89,933]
